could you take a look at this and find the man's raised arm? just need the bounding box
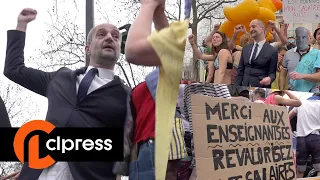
[4,8,59,97]
[125,1,162,66]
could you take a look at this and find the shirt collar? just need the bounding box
[294,46,313,54]
[254,39,266,47]
[86,65,114,80]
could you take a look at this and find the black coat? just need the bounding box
[4,30,134,180]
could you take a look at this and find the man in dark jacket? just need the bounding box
[4,8,133,180]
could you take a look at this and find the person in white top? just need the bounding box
[289,93,320,178]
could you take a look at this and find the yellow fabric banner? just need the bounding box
[147,20,189,180]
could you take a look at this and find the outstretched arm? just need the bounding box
[268,20,287,48]
[205,24,220,45]
[275,90,301,107]
[153,4,169,31]
[125,1,161,66]
[229,24,246,50]
[190,44,215,61]
[4,8,58,97]
[188,34,215,61]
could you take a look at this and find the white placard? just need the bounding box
[283,0,320,23]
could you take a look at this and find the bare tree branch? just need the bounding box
[127,62,136,87]
[29,0,155,88]
[165,9,178,21]
[0,83,30,174]
[116,62,132,88]
[198,0,237,22]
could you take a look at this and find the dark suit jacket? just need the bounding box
[235,42,278,88]
[4,30,135,180]
[0,96,11,127]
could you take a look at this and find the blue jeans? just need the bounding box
[129,140,155,180]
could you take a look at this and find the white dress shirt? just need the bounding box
[38,66,114,180]
[249,39,266,63]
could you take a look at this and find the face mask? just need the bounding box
[295,27,309,51]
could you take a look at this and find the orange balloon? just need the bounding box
[218,20,244,45]
[218,0,282,45]
[224,0,260,24]
[257,0,282,12]
[255,7,276,24]
[219,20,236,37]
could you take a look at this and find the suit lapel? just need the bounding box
[69,67,121,104]
[97,75,122,91]
[68,67,87,105]
[247,44,254,64]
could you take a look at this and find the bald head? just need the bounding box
[295,27,309,51]
[85,23,122,69]
[86,23,122,46]
[253,19,265,29]
[249,19,266,41]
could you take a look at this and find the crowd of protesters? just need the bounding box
[189,19,320,93]
[1,1,320,179]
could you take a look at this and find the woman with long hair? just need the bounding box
[272,46,288,89]
[188,31,233,85]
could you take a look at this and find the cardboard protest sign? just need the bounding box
[283,0,320,23]
[191,95,296,180]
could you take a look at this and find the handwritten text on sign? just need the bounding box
[191,95,296,180]
[283,0,320,23]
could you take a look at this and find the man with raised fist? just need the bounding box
[4,8,133,180]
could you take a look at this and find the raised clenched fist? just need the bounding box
[18,8,37,24]
[267,20,276,29]
[234,24,245,33]
[213,24,220,31]
[188,34,195,44]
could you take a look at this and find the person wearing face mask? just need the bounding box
[280,27,320,92]
[235,19,278,88]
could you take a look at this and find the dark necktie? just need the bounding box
[250,44,259,64]
[77,68,98,102]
